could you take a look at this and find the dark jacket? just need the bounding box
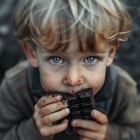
[0,61,140,140]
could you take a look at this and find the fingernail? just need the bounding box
[72,120,77,126]
[56,95,61,102]
[66,108,70,114]
[63,100,70,107]
[92,110,97,116]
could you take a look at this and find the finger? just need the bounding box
[75,128,99,140]
[79,136,91,140]
[40,119,68,136]
[39,108,70,127]
[38,101,69,117]
[91,110,108,124]
[71,119,99,132]
[36,95,62,109]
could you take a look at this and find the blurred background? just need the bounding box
[0,0,140,106]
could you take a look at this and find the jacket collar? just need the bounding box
[28,64,118,116]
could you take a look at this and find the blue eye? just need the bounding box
[84,56,98,64]
[48,57,64,64]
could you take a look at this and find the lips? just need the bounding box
[65,84,83,95]
[44,85,84,95]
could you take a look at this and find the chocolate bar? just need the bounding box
[45,88,95,121]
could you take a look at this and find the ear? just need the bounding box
[106,41,120,67]
[21,43,39,67]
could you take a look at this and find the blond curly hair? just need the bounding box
[13,0,131,52]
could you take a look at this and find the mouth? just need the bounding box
[68,91,76,95]
[68,88,83,95]
[66,84,83,95]
[45,85,84,96]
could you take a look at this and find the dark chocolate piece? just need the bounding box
[45,88,95,121]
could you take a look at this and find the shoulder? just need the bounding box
[108,66,140,123]
[5,61,28,80]
[115,65,136,87]
[3,60,29,94]
[0,61,34,117]
[114,65,137,98]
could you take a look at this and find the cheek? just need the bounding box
[36,51,63,92]
[88,68,106,95]
[93,74,105,94]
[39,67,61,92]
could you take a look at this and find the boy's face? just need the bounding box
[22,35,119,95]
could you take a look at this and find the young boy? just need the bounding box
[0,0,140,140]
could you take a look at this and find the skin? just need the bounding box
[22,33,119,139]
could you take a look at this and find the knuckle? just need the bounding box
[40,129,47,136]
[47,115,53,123]
[89,123,94,130]
[84,130,88,137]
[100,125,107,135]
[52,126,58,134]
[44,106,50,112]
[57,102,63,107]
[39,97,46,104]
[48,95,53,99]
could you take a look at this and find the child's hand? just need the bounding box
[33,95,70,136]
[71,110,108,140]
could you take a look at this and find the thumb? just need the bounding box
[91,110,108,124]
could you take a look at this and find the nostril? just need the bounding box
[67,83,82,87]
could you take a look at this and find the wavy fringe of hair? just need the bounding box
[13,0,131,52]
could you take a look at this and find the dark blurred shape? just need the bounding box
[114,0,140,95]
[0,0,26,83]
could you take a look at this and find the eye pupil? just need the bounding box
[87,57,94,63]
[53,57,60,63]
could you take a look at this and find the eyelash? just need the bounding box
[46,57,64,66]
[46,56,101,66]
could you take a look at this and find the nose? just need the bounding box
[63,65,84,86]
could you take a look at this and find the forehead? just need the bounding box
[65,38,108,53]
[42,28,109,54]
[42,38,109,55]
